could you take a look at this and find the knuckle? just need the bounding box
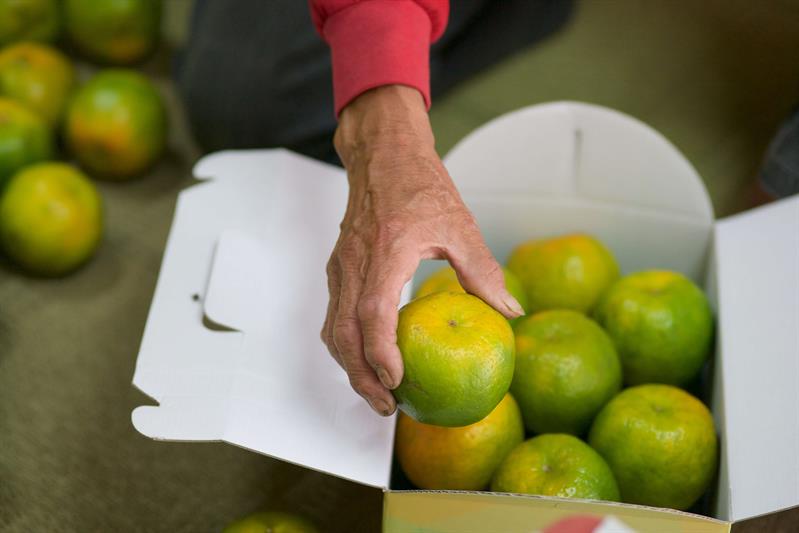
[349,377,369,396]
[348,371,376,397]
[331,330,348,351]
[325,257,338,278]
[484,260,503,280]
[357,294,390,322]
[332,318,359,350]
[320,323,332,346]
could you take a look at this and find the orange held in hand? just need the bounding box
[394,292,515,427]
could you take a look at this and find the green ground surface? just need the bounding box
[1,1,797,532]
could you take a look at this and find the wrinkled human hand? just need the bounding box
[322,85,524,416]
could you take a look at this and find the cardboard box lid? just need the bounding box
[132,150,396,488]
[712,196,799,521]
[441,102,714,281]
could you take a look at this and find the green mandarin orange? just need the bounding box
[394,291,515,427]
[511,310,621,435]
[593,270,714,386]
[588,384,718,510]
[222,511,318,533]
[64,69,167,179]
[0,162,102,276]
[491,433,619,501]
[0,0,60,47]
[0,96,52,184]
[64,0,161,65]
[0,42,75,126]
[415,265,530,312]
[507,233,619,314]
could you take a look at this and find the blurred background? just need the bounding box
[0,0,797,531]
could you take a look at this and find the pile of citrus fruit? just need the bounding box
[0,0,166,277]
[394,233,718,512]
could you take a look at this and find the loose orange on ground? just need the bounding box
[64,69,167,179]
[63,0,161,65]
[222,511,318,533]
[0,162,102,276]
[0,0,60,47]
[0,97,52,184]
[0,41,75,126]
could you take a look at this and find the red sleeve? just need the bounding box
[309,0,449,116]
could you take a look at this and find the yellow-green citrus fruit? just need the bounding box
[588,384,718,510]
[0,162,102,275]
[414,265,530,313]
[64,69,167,179]
[395,291,515,427]
[0,96,52,184]
[593,270,714,386]
[222,511,318,533]
[0,42,75,126]
[0,0,60,47]
[491,433,620,501]
[63,0,161,65]
[511,310,621,435]
[507,234,620,314]
[396,393,524,490]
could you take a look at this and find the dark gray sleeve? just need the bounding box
[760,107,799,198]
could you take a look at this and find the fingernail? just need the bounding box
[376,366,396,389]
[369,397,394,417]
[503,292,525,318]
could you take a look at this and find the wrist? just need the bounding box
[335,85,434,165]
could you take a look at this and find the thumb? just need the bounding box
[448,236,524,319]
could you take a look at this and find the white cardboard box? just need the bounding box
[131,102,799,532]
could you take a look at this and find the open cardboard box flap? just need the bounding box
[712,197,799,522]
[132,102,798,529]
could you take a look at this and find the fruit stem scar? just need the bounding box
[448,319,457,327]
